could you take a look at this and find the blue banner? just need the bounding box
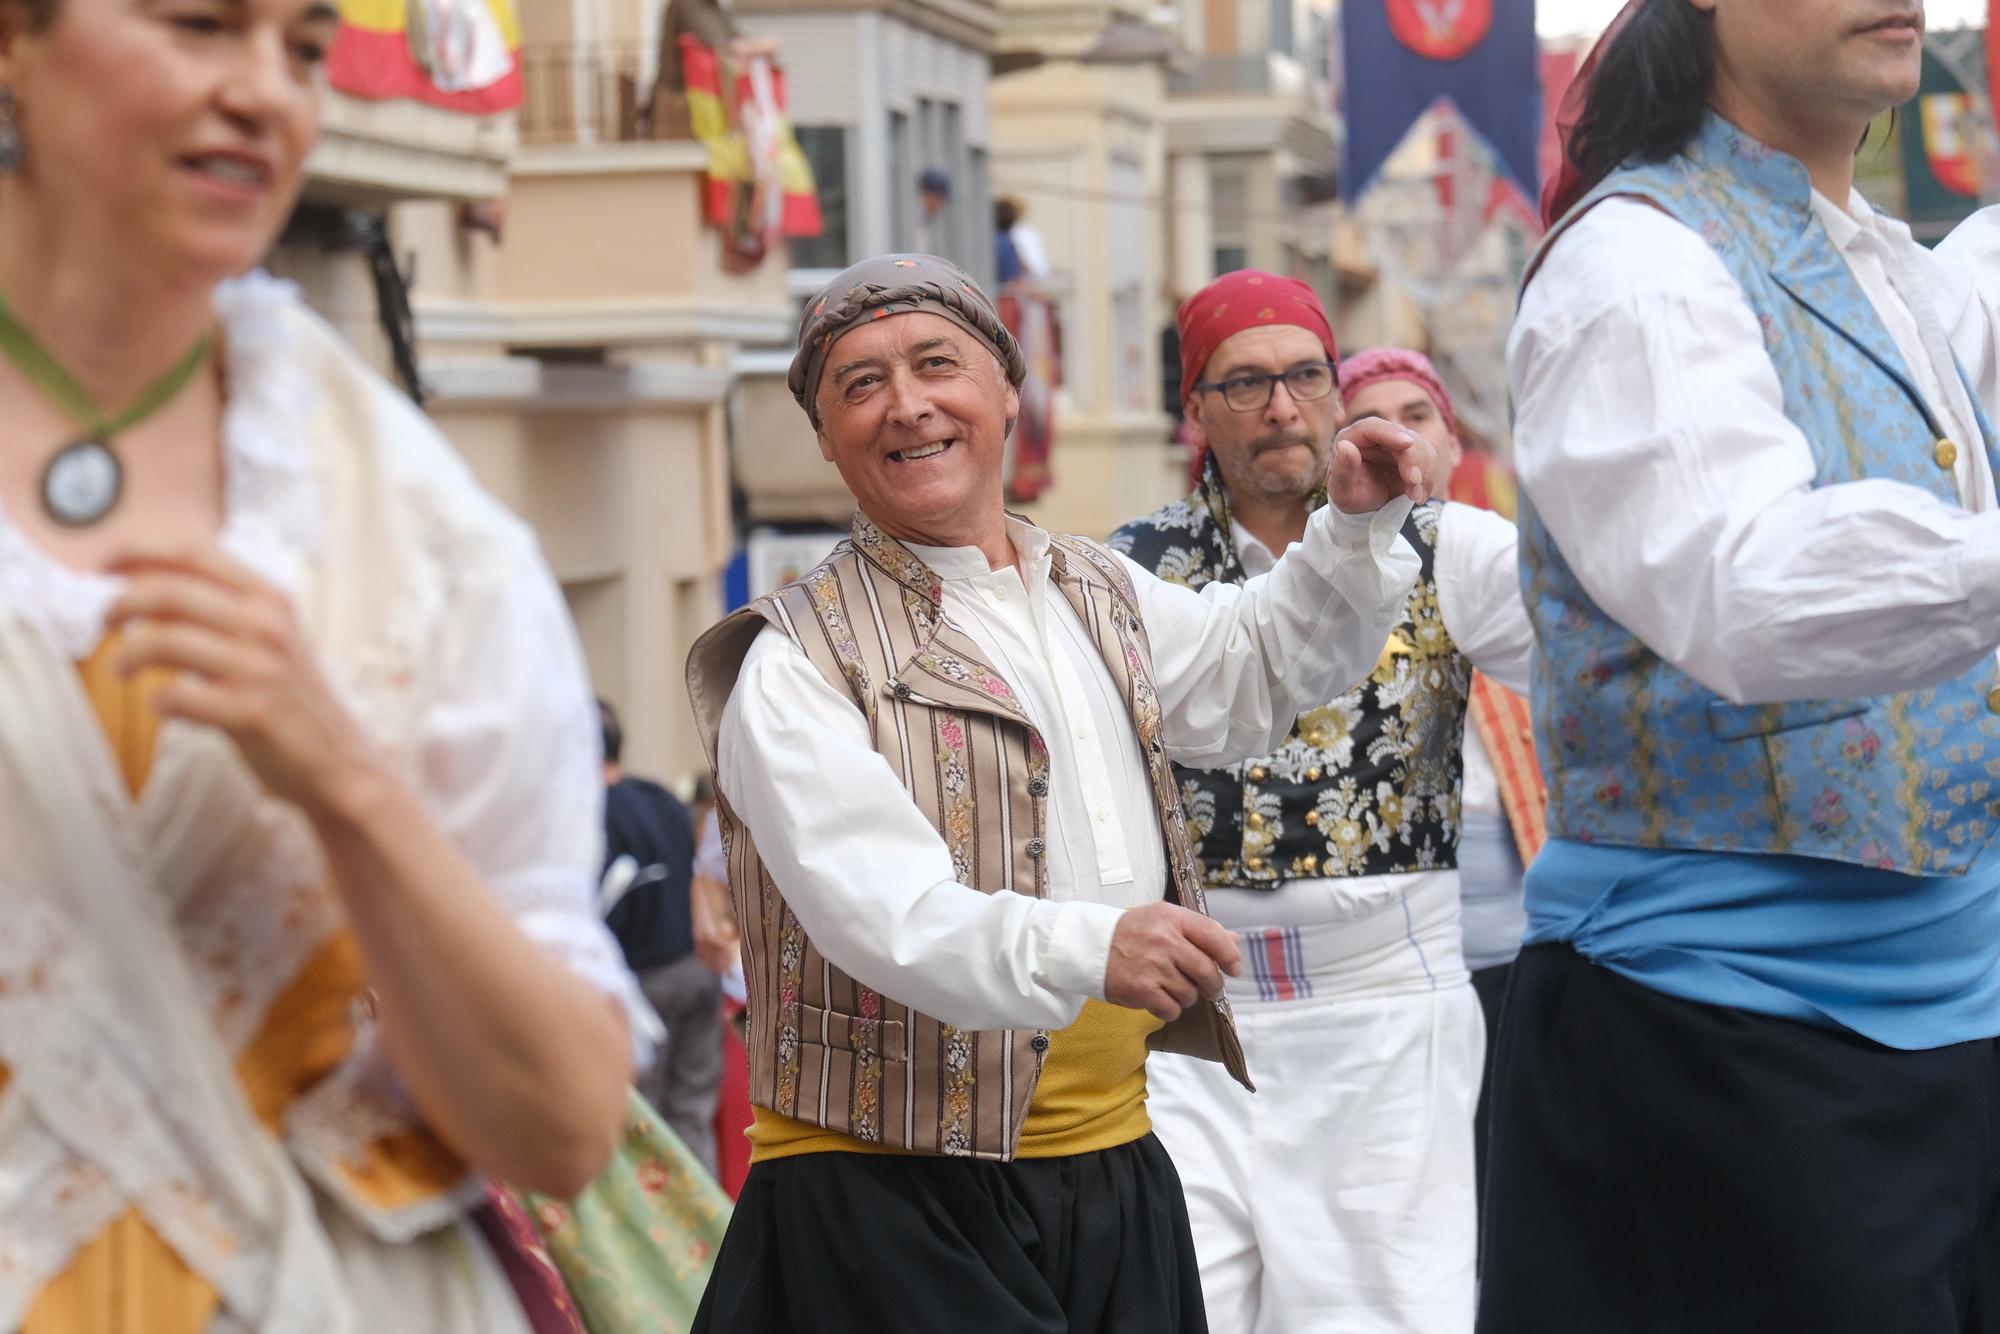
[1341,0,1541,203]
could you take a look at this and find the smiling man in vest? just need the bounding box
[683,253,1442,1333]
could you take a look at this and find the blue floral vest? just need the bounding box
[1522,114,2000,876]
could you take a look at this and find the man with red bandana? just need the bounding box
[1110,293,1532,1334]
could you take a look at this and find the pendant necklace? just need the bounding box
[0,292,214,528]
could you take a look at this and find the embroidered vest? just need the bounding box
[686,515,1250,1161]
[1522,114,2000,875]
[1110,458,1470,886]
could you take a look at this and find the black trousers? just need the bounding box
[1479,944,2000,1334]
[692,1133,1207,1334]
[1469,959,1512,1226]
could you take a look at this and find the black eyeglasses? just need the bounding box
[1194,361,1339,412]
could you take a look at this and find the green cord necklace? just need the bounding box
[0,292,214,527]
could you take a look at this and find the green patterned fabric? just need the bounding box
[516,1090,731,1334]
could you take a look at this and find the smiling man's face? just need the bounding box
[814,310,1019,550]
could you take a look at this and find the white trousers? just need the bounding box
[1148,886,1484,1334]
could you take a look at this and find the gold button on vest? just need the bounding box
[1935,438,1959,471]
[1246,812,1265,830]
[1987,684,2000,716]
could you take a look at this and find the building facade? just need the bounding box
[723,0,1005,538]
[278,0,794,786]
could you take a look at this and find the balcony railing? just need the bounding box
[1168,53,1309,99]
[520,44,689,146]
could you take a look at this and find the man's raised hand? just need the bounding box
[1329,415,1444,514]
[1104,902,1245,1023]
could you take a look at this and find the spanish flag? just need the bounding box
[681,34,823,238]
[329,0,522,116]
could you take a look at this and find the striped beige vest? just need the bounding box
[686,514,1251,1161]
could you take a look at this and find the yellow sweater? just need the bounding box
[749,999,1165,1162]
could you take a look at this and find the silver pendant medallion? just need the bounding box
[40,438,123,527]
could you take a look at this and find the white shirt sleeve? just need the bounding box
[715,626,1125,1032]
[1509,198,2000,706]
[1116,499,1420,766]
[1935,206,2000,419]
[1436,502,1533,697]
[412,535,657,1069]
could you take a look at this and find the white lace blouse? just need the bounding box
[0,273,646,1037]
[0,273,650,1328]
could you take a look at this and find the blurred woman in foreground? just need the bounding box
[0,0,648,1326]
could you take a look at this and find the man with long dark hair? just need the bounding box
[1490,2,2000,1330]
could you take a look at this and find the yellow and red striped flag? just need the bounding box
[681,35,823,238]
[329,0,522,115]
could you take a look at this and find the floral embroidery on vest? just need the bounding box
[930,706,979,1154]
[934,713,977,889]
[1110,458,1468,886]
[918,649,1020,707]
[805,564,873,712]
[774,907,806,1114]
[940,1027,975,1156]
[851,986,885,1142]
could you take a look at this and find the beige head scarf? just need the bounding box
[788,253,1025,426]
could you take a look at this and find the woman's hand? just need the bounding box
[106,542,384,812]
[1328,415,1443,514]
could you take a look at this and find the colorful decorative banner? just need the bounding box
[1341,0,1540,204]
[682,35,823,242]
[1920,91,1983,197]
[1901,39,1986,233]
[1990,0,2000,138]
[328,0,521,115]
[1386,0,1492,61]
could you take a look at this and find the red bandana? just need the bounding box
[1177,270,1338,407]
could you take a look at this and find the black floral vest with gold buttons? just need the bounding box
[1108,453,1469,886]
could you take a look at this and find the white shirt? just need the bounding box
[1219,502,1532,929]
[1508,196,2000,707]
[1937,205,2000,403]
[1011,224,1052,280]
[1812,190,1991,508]
[716,503,1419,1033]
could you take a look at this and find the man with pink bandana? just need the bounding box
[1111,312,1532,1333]
[1338,348,1549,1224]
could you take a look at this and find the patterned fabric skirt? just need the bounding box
[513,1090,732,1334]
